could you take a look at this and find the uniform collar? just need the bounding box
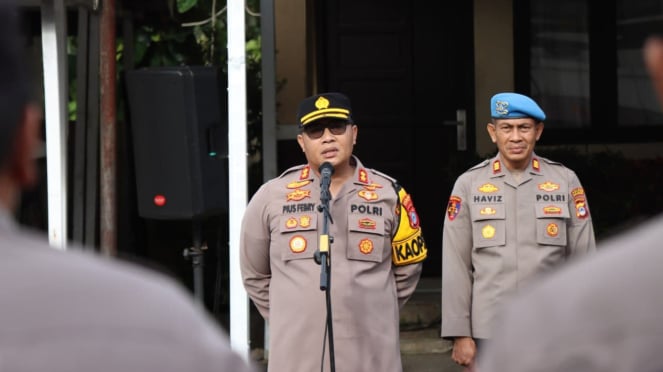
[491,153,542,176]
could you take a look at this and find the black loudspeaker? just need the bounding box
[125,66,228,220]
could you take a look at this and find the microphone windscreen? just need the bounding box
[319,162,334,177]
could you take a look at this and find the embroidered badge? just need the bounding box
[532,158,540,171]
[358,190,378,201]
[299,215,311,228]
[480,207,497,215]
[546,223,559,237]
[300,166,310,180]
[358,168,369,184]
[359,238,374,254]
[478,183,499,193]
[543,206,562,215]
[286,189,311,201]
[482,224,496,239]
[363,182,383,191]
[289,236,307,253]
[538,181,560,192]
[493,160,501,174]
[571,187,585,200]
[287,179,312,189]
[495,100,509,115]
[358,217,377,230]
[401,193,421,229]
[575,200,589,219]
[315,96,330,109]
[391,187,427,266]
[285,217,298,229]
[447,196,462,221]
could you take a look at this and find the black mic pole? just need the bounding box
[316,162,335,372]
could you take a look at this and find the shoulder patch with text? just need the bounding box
[392,187,427,265]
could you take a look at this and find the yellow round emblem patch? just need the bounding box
[546,223,559,237]
[359,238,374,254]
[285,217,297,229]
[482,224,496,239]
[289,235,307,253]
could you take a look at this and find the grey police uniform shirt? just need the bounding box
[0,208,256,372]
[240,156,426,372]
[441,153,596,340]
[478,212,663,372]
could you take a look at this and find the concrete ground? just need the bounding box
[401,328,463,372]
[403,352,463,372]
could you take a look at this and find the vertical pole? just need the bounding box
[228,0,250,362]
[40,0,68,250]
[261,0,277,181]
[260,0,277,359]
[99,0,117,256]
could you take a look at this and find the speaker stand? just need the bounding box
[183,218,206,305]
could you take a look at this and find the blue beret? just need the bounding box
[297,92,353,128]
[490,92,546,122]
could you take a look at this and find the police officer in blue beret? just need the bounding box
[478,40,663,372]
[441,92,597,369]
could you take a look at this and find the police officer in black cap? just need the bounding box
[441,92,597,369]
[240,92,427,372]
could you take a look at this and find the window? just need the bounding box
[515,0,663,143]
[617,0,663,126]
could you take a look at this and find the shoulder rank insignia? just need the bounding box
[299,166,310,180]
[358,168,369,184]
[493,160,501,174]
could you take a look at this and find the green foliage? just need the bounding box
[128,0,265,167]
[177,0,198,13]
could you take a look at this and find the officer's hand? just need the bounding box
[451,336,477,367]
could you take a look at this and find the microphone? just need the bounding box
[319,162,334,194]
[316,162,334,271]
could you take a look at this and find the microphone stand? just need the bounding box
[316,177,335,372]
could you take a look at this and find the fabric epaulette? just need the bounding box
[366,168,397,184]
[278,164,308,179]
[540,156,563,166]
[467,159,491,172]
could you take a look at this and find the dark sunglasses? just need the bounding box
[303,121,350,139]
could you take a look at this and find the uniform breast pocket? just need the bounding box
[279,214,318,262]
[346,214,387,263]
[535,203,569,246]
[471,204,506,249]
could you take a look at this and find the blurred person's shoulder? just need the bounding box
[0,225,257,372]
[479,213,663,372]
